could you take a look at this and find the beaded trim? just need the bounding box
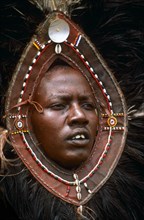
[65,40,113,114]
[11,36,116,187]
[11,130,29,135]
[17,40,51,110]
[9,114,27,119]
[103,127,124,131]
[21,127,113,186]
[102,113,124,117]
[12,36,120,189]
[17,39,113,116]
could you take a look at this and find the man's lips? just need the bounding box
[66,130,90,145]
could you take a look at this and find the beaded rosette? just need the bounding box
[5,10,127,206]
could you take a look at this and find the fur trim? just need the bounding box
[0,127,8,170]
[0,1,144,219]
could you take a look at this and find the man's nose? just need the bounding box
[67,103,88,126]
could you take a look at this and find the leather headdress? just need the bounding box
[5,0,127,207]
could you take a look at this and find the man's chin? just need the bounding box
[56,154,89,170]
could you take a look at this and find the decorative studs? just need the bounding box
[73,173,82,201]
[101,113,125,130]
[84,182,92,194]
[103,126,124,131]
[9,114,27,119]
[102,113,124,117]
[11,130,29,135]
[33,39,43,50]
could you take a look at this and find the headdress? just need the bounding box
[3,0,128,209]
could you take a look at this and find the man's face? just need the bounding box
[31,66,98,169]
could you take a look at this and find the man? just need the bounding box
[30,64,98,169]
[0,1,144,219]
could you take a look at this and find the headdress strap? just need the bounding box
[5,2,128,206]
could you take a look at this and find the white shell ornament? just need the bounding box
[55,44,62,54]
[48,18,70,43]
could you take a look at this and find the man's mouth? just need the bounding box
[72,134,87,140]
[67,131,90,145]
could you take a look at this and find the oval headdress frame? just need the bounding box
[5,11,128,206]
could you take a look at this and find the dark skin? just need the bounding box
[31,65,98,169]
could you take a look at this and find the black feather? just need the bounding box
[0,1,144,219]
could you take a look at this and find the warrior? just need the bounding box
[0,1,144,219]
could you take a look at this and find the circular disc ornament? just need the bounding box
[107,116,118,127]
[48,18,70,43]
[15,119,24,130]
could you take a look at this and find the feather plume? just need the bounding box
[0,1,144,219]
[28,0,81,13]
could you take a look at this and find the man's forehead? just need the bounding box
[45,92,95,99]
[40,68,89,87]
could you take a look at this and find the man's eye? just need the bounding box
[50,104,66,110]
[82,103,95,110]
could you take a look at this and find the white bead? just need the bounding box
[76,186,81,193]
[75,179,79,186]
[88,190,92,194]
[77,193,82,200]
[73,173,78,180]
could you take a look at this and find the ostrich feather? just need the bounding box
[28,0,81,13]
